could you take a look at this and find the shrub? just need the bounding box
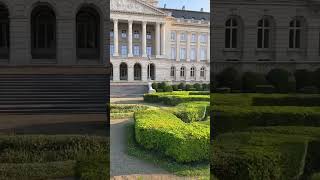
[143,93,210,106]
[216,67,238,88]
[135,109,209,163]
[266,68,290,93]
[186,84,194,91]
[157,89,163,92]
[242,72,267,93]
[214,87,231,93]
[252,96,320,106]
[178,83,186,90]
[158,82,169,90]
[314,68,320,89]
[212,105,320,134]
[189,91,210,95]
[164,86,173,92]
[152,83,158,90]
[298,86,319,94]
[295,69,313,90]
[173,102,209,123]
[255,85,275,93]
[194,83,202,91]
[172,84,179,91]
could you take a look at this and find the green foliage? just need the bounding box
[216,67,241,90]
[252,96,320,106]
[242,72,267,93]
[299,86,319,94]
[194,83,202,91]
[266,68,290,93]
[111,104,150,119]
[295,69,313,90]
[152,83,158,90]
[173,102,209,123]
[144,93,209,106]
[178,83,186,90]
[314,68,320,89]
[186,84,194,91]
[159,82,169,90]
[172,84,179,91]
[164,85,173,92]
[135,109,209,163]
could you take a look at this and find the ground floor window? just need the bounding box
[120,63,128,80]
[147,63,155,80]
[134,63,142,80]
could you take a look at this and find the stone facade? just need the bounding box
[211,0,320,74]
[110,0,210,85]
[0,0,109,66]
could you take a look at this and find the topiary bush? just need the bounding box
[194,83,202,91]
[135,109,209,163]
[255,85,275,93]
[295,69,313,91]
[242,72,267,93]
[178,83,186,91]
[172,84,179,91]
[186,84,194,91]
[216,67,240,89]
[314,68,320,90]
[266,68,290,93]
[152,83,158,90]
[164,85,173,92]
[173,102,209,123]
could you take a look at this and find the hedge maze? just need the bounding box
[211,94,320,180]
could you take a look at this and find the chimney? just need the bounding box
[200,8,204,12]
[182,5,185,10]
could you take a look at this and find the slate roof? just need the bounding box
[159,8,210,21]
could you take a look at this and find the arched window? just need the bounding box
[289,18,303,49]
[120,63,128,80]
[180,67,186,77]
[190,67,195,78]
[200,67,205,78]
[134,63,142,81]
[76,6,100,59]
[31,5,56,59]
[147,63,155,80]
[0,4,9,59]
[225,18,238,48]
[257,18,271,49]
[170,66,175,77]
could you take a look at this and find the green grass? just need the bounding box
[111,104,151,119]
[312,173,320,180]
[126,124,209,178]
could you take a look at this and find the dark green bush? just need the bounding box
[214,87,231,93]
[295,69,313,90]
[173,102,209,123]
[144,93,210,106]
[266,68,290,93]
[314,68,320,89]
[186,84,194,91]
[164,86,173,92]
[152,83,158,90]
[298,86,319,94]
[158,82,168,90]
[242,72,267,93]
[135,109,209,163]
[178,83,186,90]
[157,89,163,92]
[252,96,320,106]
[194,83,202,91]
[255,85,275,93]
[216,67,239,89]
[172,84,179,91]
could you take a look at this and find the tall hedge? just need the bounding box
[266,68,290,93]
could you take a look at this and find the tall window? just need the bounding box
[76,6,100,59]
[147,31,152,40]
[190,47,196,61]
[110,45,114,56]
[110,63,113,80]
[121,30,127,38]
[120,63,128,81]
[191,33,197,43]
[110,30,114,38]
[180,47,186,60]
[134,63,142,80]
[148,63,155,80]
[31,5,56,59]
[147,46,152,56]
[133,45,140,56]
[190,67,195,78]
[257,18,270,49]
[289,18,302,49]
[180,32,187,41]
[170,66,175,77]
[171,31,176,41]
[171,47,176,59]
[180,67,186,77]
[0,4,9,59]
[200,47,207,60]
[225,18,238,48]
[121,45,127,57]
[200,67,205,78]
[200,34,207,43]
[134,31,140,39]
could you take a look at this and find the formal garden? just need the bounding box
[110,89,211,179]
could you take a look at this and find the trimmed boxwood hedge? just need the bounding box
[212,105,320,134]
[252,96,320,106]
[144,93,210,106]
[134,109,209,163]
[173,102,209,123]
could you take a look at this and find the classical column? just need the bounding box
[128,20,133,57]
[197,32,201,62]
[155,22,161,58]
[176,31,180,62]
[113,19,119,57]
[186,31,191,62]
[161,22,166,56]
[142,21,147,57]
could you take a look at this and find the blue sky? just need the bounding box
[158,0,210,12]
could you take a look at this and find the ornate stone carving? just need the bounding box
[111,0,162,15]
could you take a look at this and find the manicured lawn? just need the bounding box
[111,104,151,119]
[211,93,320,180]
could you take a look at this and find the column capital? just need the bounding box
[128,19,133,24]
[142,21,148,26]
[113,19,118,23]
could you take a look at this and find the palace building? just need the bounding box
[212,0,320,74]
[110,0,210,87]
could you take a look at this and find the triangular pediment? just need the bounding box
[111,0,166,16]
